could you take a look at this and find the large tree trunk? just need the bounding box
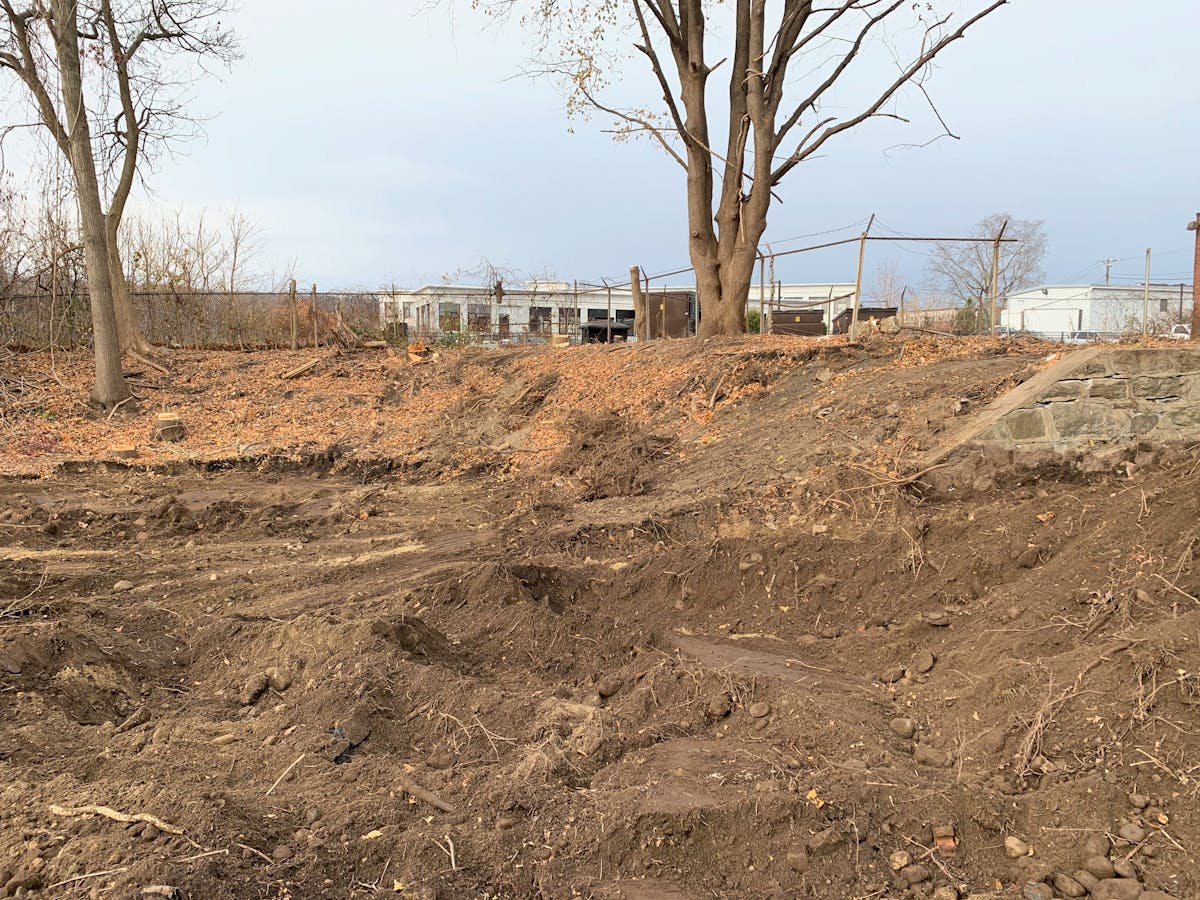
[51,0,130,407]
[693,198,767,337]
[104,217,152,354]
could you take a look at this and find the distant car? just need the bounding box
[1166,323,1192,340]
[994,325,1023,338]
[1064,331,1100,345]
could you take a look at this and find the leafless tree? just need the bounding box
[927,213,1046,308]
[96,0,238,353]
[2,0,128,404]
[2,0,237,376]
[868,258,905,310]
[470,0,1007,335]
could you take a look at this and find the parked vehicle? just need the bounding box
[1064,331,1101,344]
[1167,323,1192,340]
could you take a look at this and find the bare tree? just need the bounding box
[869,258,905,310]
[472,1,1007,335]
[96,0,237,353]
[927,213,1046,309]
[2,0,237,365]
[2,0,128,404]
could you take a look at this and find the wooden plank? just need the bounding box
[282,358,320,380]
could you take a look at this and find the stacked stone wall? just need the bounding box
[974,349,1200,451]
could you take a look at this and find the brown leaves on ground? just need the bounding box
[0,333,1067,477]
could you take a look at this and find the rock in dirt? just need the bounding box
[913,648,936,673]
[1117,822,1147,843]
[913,743,949,767]
[1138,892,1180,900]
[1084,834,1112,857]
[1022,885,1053,900]
[1112,859,1137,879]
[785,848,809,872]
[1052,873,1087,897]
[1073,871,1100,893]
[426,749,453,770]
[888,850,911,871]
[1091,880,1143,900]
[899,863,930,884]
[211,733,237,746]
[705,692,732,718]
[1017,856,1053,883]
[1084,856,1116,879]
[931,888,958,900]
[596,674,623,698]
[889,718,917,739]
[1016,546,1040,568]
[265,667,293,691]
[806,826,843,855]
[748,701,771,719]
[240,673,270,706]
[1004,835,1031,858]
[113,579,135,592]
[1128,792,1151,809]
[882,667,906,684]
[271,844,293,862]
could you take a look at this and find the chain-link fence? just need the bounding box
[0,288,384,350]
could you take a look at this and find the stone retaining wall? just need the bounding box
[973,349,1200,452]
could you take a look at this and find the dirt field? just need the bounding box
[1,336,1198,899]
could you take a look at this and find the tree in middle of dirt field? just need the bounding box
[466,1,1009,336]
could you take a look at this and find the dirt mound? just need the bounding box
[1,338,1198,899]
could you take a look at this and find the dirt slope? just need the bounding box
[1,336,1197,900]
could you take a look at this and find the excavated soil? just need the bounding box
[1,336,1198,900]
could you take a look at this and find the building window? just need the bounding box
[1160,298,1169,314]
[438,302,461,332]
[530,306,552,333]
[467,303,491,332]
[559,307,579,334]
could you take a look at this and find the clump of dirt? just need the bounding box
[1,337,1198,899]
[553,410,674,500]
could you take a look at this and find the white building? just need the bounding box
[378,283,644,341]
[1001,284,1192,340]
[380,280,860,338]
[759,283,859,318]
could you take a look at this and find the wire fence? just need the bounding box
[0,288,383,350]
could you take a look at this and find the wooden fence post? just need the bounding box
[849,213,875,339]
[630,266,647,341]
[289,279,298,350]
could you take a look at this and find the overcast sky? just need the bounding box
[123,1,1200,292]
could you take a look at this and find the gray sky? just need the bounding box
[131,1,1200,292]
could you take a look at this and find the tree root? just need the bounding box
[397,774,456,813]
[49,804,184,835]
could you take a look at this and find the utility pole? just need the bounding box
[849,213,875,339]
[1189,213,1200,341]
[989,218,1009,336]
[1100,257,1118,286]
[1142,249,1151,334]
